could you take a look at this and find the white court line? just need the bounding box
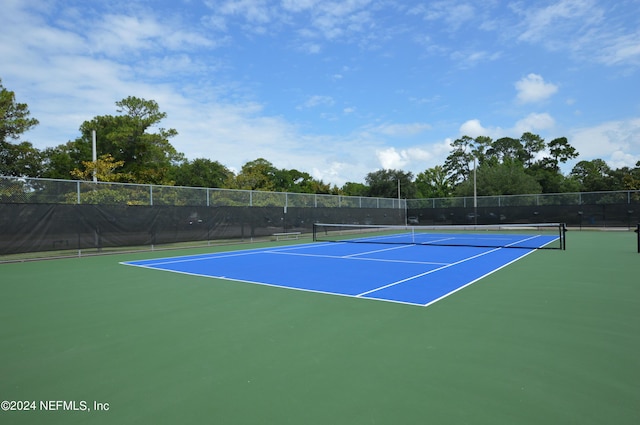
[420,237,456,244]
[265,250,449,266]
[356,247,503,297]
[123,250,262,267]
[505,234,542,247]
[120,241,326,267]
[342,244,414,258]
[123,254,432,308]
[420,248,539,308]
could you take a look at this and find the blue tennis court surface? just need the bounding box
[122,232,558,307]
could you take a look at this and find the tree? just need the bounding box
[520,132,545,167]
[365,169,416,199]
[486,137,525,165]
[570,159,614,191]
[415,166,453,198]
[341,182,368,196]
[527,158,577,193]
[170,158,233,188]
[0,140,43,177]
[0,78,40,176]
[455,159,542,196]
[274,168,331,193]
[443,135,475,184]
[546,137,579,170]
[523,136,579,193]
[41,140,91,179]
[0,79,39,143]
[232,158,278,191]
[473,135,493,165]
[70,153,130,182]
[70,96,182,184]
[608,162,640,191]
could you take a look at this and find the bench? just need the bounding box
[272,231,301,241]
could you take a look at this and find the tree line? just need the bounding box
[1,79,639,199]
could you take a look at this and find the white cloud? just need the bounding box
[2,0,638,188]
[459,113,555,140]
[513,113,556,133]
[568,118,640,168]
[511,1,639,68]
[456,115,640,173]
[411,1,476,30]
[216,0,274,24]
[297,95,335,109]
[515,0,600,44]
[376,147,433,170]
[369,123,431,137]
[459,119,491,138]
[451,50,502,68]
[594,31,640,67]
[515,74,558,103]
[281,0,320,13]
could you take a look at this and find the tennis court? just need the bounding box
[122,224,563,306]
[1,228,639,425]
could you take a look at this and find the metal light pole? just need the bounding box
[473,157,477,225]
[92,130,97,182]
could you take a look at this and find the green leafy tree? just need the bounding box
[547,137,579,170]
[0,79,39,143]
[486,137,526,165]
[443,135,476,184]
[365,169,416,199]
[473,135,493,165]
[570,159,615,191]
[0,141,42,177]
[0,78,41,176]
[341,182,369,196]
[520,132,546,167]
[455,159,542,196]
[41,140,91,179]
[70,96,182,184]
[70,154,131,182]
[608,162,640,191]
[415,165,453,198]
[170,158,234,188]
[525,137,579,193]
[273,168,313,193]
[232,158,278,191]
[527,158,571,193]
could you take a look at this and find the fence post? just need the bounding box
[77,181,81,204]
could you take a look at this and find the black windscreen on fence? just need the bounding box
[0,204,406,255]
[407,203,639,228]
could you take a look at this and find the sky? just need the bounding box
[1,0,639,186]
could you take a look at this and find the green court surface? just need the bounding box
[1,230,638,424]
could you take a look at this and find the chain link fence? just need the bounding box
[0,176,406,209]
[1,176,638,258]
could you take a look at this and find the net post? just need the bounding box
[635,223,639,253]
[561,223,567,250]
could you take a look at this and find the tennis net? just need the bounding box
[313,222,567,250]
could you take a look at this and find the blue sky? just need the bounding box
[1,0,639,186]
